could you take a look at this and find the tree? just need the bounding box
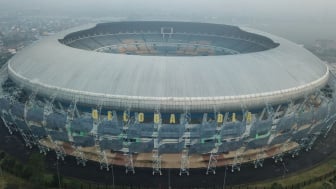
[50,173,63,188]
[13,161,23,177]
[26,153,46,189]
[4,183,19,189]
[271,182,284,189]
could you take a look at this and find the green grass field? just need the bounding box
[235,157,336,189]
[1,153,336,189]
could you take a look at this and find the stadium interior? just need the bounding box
[61,22,279,56]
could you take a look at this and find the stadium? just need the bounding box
[0,21,335,176]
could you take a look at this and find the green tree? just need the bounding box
[21,165,33,179]
[26,153,46,189]
[1,156,16,173]
[13,161,23,177]
[50,173,63,188]
[271,182,284,189]
[4,182,19,189]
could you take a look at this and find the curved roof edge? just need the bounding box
[8,61,329,112]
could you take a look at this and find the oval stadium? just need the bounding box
[0,21,335,175]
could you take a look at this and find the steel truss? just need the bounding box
[179,111,191,176]
[66,99,78,142]
[324,119,336,138]
[36,139,49,155]
[151,110,162,175]
[24,90,49,155]
[232,147,244,172]
[54,142,66,161]
[152,149,162,175]
[206,152,218,175]
[19,130,33,149]
[302,135,317,152]
[0,115,13,134]
[124,153,135,174]
[273,142,289,163]
[73,147,87,166]
[96,141,110,171]
[179,149,189,176]
[253,149,265,168]
[98,150,110,171]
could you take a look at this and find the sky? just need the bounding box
[1,0,336,45]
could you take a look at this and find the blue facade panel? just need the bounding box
[129,140,154,153]
[270,133,291,145]
[71,117,93,133]
[73,136,95,147]
[220,122,245,138]
[0,98,10,111]
[218,140,243,152]
[276,115,295,132]
[30,125,47,138]
[26,107,44,123]
[247,137,270,149]
[11,103,24,118]
[158,124,185,139]
[158,141,184,154]
[99,138,123,151]
[46,113,67,130]
[189,140,215,154]
[49,130,69,142]
[14,119,30,131]
[97,120,122,136]
[201,122,217,138]
[250,119,272,137]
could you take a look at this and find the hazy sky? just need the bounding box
[1,0,336,45]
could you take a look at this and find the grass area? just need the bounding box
[237,157,336,188]
[0,172,32,189]
[1,150,336,189]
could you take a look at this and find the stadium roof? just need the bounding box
[7,22,329,112]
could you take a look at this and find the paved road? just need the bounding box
[0,121,335,188]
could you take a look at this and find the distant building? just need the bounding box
[314,39,336,50]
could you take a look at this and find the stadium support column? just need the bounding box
[231,147,244,172]
[66,99,78,142]
[17,90,38,149]
[206,111,221,175]
[73,146,87,166]
[91,104,102,137]
[0,96,14,134]
[94,105,109,171]
[152,149,162,175]
[26,90,49,154]
[180,111,191,176]
[152,111,162,175]
[43,93,66,161]
[6,95,18,133]
[206,152,218,175]
[273,141,289,163]
[19,130,33,149]
[122,109,135,174]
[98,151,110,171]
[125,153,135,174]
[179,149,189,176]
[0,116,12,134]
[253,149,265,168]
[324,104,336,138]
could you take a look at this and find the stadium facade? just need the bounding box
[0,21,335,175]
